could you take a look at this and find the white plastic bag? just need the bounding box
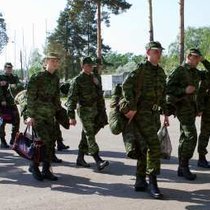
[157,125,172,159]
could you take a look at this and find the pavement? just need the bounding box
[0,101,210,210]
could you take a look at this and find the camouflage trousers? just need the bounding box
[197,101,210,155]
[176,103,197,159]
[33,117,56,163]
[0,105,20,141]
[77,106,99,155]
[135,110,161,176]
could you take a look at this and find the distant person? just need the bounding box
[166,48,210,180]
[0,62,23,148]
[26,52,62,181]
[197,59,210,168]
[66,57,109,171]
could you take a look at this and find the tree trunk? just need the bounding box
[97,0,102,62]
[148,0,154,41]
[179,0,185,64]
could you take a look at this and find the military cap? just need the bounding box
[145,41,165,50]
[4,62,13,68]
[82,57,95,65]
[187,48,202,56]
[44,52,60,60]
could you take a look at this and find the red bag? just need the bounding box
[12,126,45,163]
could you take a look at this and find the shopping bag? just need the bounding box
[157,125,172,159]
[12,125,45,162]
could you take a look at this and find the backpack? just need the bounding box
[108,64,144,135]
[108,84,128,135]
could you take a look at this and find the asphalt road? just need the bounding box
[0,102,210,210]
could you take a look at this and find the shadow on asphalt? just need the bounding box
[1,149,210,209]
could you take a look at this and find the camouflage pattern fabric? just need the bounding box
[122,61,166,176]
[27,70,62,162]
[66,71,107,155]
[166,60,210,159]
[197,60,210,155]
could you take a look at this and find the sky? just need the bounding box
[0,0,210,69]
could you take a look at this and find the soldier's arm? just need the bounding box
[122,70,139,111]
[66,79,79,119]
[166,67,187,97]
[201,59,210,72]
[26,75,38,118]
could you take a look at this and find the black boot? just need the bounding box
[0,138,9,148]
[42,162,58,181]
[57,140,70,151]
[178,158,196,180]
[92,153,109,171]
[134,176,148,191]
[76,151,90,167]
[148,175,162,199]
[197,154,210,168]
[52,154,62,163]
[29,162,43,181]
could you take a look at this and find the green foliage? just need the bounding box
[168,26,210,57]
[0,13,8,53]
[46,0,131,80]
[27,49,43,77]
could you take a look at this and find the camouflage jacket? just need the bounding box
[166,60,210,112]
[122,61,167,113]
[0,73,23,106]
[27,70,61,119]
[66,71,103,119]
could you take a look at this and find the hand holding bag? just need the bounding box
[12,125,45,162]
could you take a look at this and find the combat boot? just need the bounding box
[0,138,9,148]
[29,162,43,181]
[76,151,90,167]
[148,175,162,199]
[57,140,70,151]
[134,175,148,191]
[178,158,196,180]
[52,154,62,163]
[92,152,109,171]
[42,162,58,181]
[197,154,210,168]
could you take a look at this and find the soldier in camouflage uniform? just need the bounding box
[15,89,64,163]
[26,52,62,181]
[0,62,23,148]
[197,60,210,168]
[166,48,210,180]
[66,57,109,171]
[122,41,169,199]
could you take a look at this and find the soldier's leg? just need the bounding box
[80,108,109,171]
[136,111,162,199]
[0,122,9,148]
[177,113,197,180]
[34,118,58,181]
[55,120,69,151]
[76,130,90,167]
[197,114,210,168]
[135,152,147,191]
[10,106,20,145]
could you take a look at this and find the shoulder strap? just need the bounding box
[135,63,144,102]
